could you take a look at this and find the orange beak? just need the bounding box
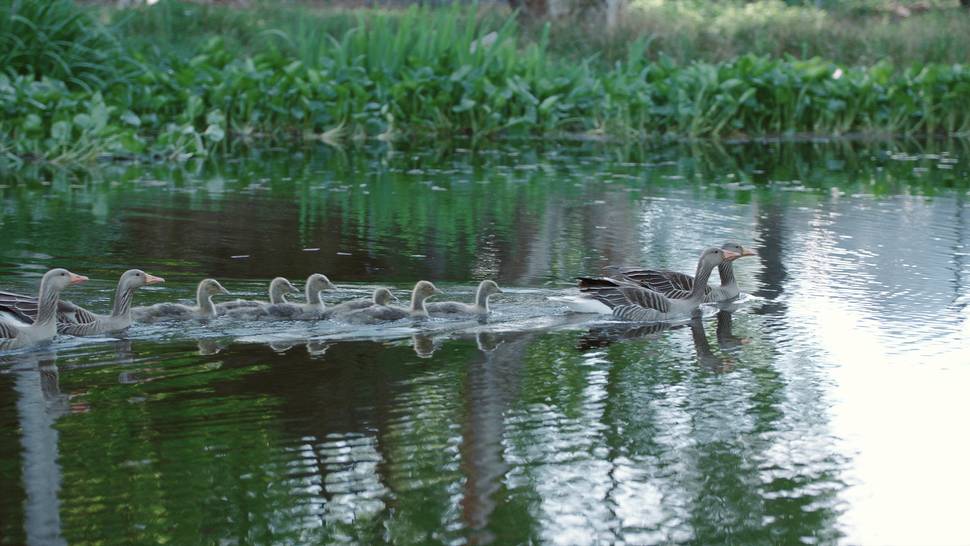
[145,273,165,285]
[722,250,741,261]
[741,247,758,257]
[69,273,88,285]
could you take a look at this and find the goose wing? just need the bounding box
[58,321,102,336]
[656,270,715,300]
[577,277,634,308]
[607,267,713,300]
[0,318,22,340]
[577,277,670,313]
[216,300,261,312]
[57,300,98,324]
[0,290,39,324]
[606,266,691,293]
[0,291,95,324]
[322,298,374,317]
[617,285,671,313]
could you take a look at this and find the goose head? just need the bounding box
[413,280,443,300]
[697,247,740,273]
[475,280,504,311]
[305,274,337,304]
[411,280,443,313]
[119,269,165,291]
[373,287,399,305]
[720,242,757,260]
[478,280,504,297]
[268,277,299,304]
[306,273,337,293]
[196,279,230,317]
[42,268,88,292]
[200,279,230,297]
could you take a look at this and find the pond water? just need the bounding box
[1,139,969,545]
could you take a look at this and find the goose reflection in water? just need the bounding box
[576,312,742,372]
[475,332,503,353]
[405,331,505,359]
[197,338,227,356]
[3,350,69,546]
[575,321,677,351]
[715,309,750,351]
[689,316,735,372]
[412,334,436,358]
[264,339,331,357]
[268,340,298,354]
[306,340,330,357]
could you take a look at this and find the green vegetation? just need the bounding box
[545,0,970,66]
[1,0,969,168]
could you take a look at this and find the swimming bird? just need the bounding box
[572,247,740,321]
[426,280,503,317]
[0,269,88,351]
[131,278,230,322]
[605,242,757,303]
[339,281,442,324]
[322,287,399,318]
[222,277,303,320]
[231,274,337,320]
[217,277,300,313]
[56,269,165,336]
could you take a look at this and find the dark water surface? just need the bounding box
[2,139,969,545]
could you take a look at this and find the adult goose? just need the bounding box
[0,269,88,351]
[340,281,442,324]
[131,278,230,322]
[322,287,399,318]
[605,242,757,303]
[574,247,740,322]
[217,277,300,313]
[426,280,503,317]
[56,269,165,336]
[231,274,338,320]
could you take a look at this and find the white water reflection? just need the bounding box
[9,353,68,546]
[777,192,970,546]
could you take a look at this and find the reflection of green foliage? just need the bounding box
[0,381,26,546]
[1,139,966,284]
[53,345,313,545]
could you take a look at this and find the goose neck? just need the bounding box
[410,289,428,316]
[306,282,322,306]
[717,261,736,289]
[197,284,216,317]
[475,285,490,313]
[689,259,717,303]
[35,278,61,326]
[111,282,135,318]
[269,284,288,304]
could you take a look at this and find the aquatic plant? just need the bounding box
[2,1,970,167]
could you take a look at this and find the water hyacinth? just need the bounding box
[1,1,970,168]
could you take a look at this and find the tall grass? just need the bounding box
[1,0,969,168]
[0,0,131,91]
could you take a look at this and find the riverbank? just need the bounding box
[2,0,969,168]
